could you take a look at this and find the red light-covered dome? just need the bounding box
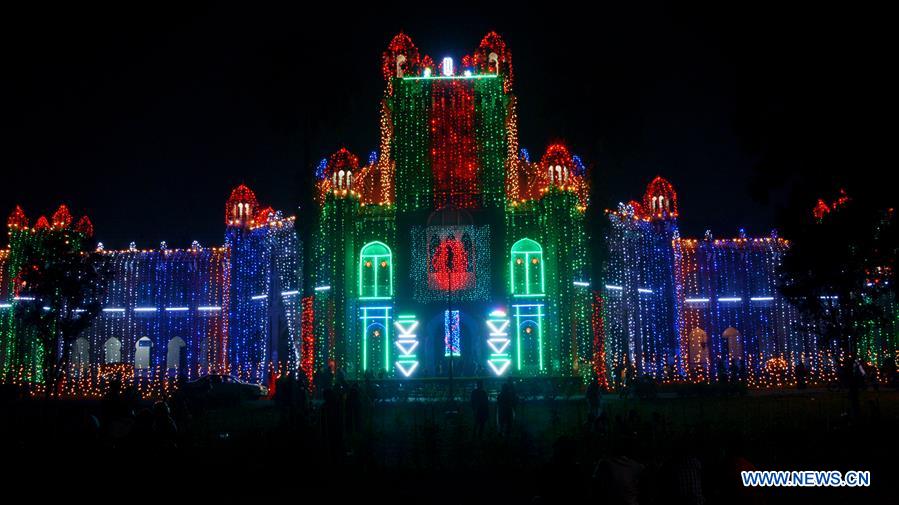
[226,184,259,227]
[474,31,513,91]
[643,176,678,219]
[383,32,422,85]
[541,143,575,187]
[326,148,360,192]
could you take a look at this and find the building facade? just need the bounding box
[3,32,892,390]
[0,186,301,385]
[602,177,843,386]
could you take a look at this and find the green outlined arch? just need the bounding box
[510,238,544,297]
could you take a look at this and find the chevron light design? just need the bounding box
[486,309,512,376]
[394,314,419,377]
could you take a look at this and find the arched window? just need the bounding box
[722,327,742,361]
[396,54,407,77]
[359,241,393,299]
[167,337,187,373]
[70,337,90,367]
[104,337,122,364]
[135,337,152,370]
[689,328,708,367]
[510,238,545,296]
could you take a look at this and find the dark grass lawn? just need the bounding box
[3,389,896,503]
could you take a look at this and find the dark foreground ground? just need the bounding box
[3,386,897,503]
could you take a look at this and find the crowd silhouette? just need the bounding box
[1,367,895,504]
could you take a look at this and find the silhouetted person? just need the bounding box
[497,379,518,436]
[363,375,377,404]
[295,375,308,427]
[593,436,644,505]
[586,377,601,421]
[345,383,362,434]
[169,377,192,436]
[592,411,609,436]
[720,435,763,505]
[274,373,294,430]
[152,400,178,448]
[795,360,808,389]
[101,379,126,423]
[716,358,728,384]
[661,442,704,505]
[314,365,332,398]
[128,408,154,450]
[321,388,343,461]
[883,356,898,388]
[470,379,489,438]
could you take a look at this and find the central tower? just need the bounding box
[308,32,594,380]
[383,32,513,212]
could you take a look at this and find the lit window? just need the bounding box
[359,241,393,299]
[510,238,545,296]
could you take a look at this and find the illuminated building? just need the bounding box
[5,32,891,391]
[604,177,834,386]
[309,32,593,379]
[0,187,302,386]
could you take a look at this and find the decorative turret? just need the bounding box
[325,148,360,196]
[254,206,275,225]
[643,176,678,220]
[51,204,73,229]
[382,32,423,94]
[7,205,28,231]
[541,144,574,188]
[74,216,94,237]
[34,215,50,230]
[626,200,644,218]
[473,31,513,92]
[225,184,259,228]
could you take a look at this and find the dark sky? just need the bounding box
[2,2,887,248]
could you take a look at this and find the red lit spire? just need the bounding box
[34,215,50,230]
[254,206,275,225]
[74,216,94,237]
[812,199,831,220]
[51,204,73,229]
[7,205,28,230]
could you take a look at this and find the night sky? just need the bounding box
[3,3,888,248]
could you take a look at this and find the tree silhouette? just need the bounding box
[779,195,896,393]
[14,228,110,397]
